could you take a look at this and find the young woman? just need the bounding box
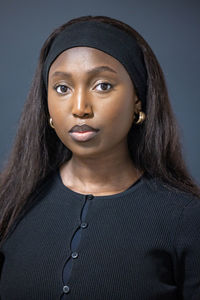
[0,15,200,300]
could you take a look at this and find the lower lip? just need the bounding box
[69,131,99,142]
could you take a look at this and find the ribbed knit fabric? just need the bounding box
[0,170,200,299]
[61,178,140,298]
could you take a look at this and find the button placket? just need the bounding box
[62,194,94,297]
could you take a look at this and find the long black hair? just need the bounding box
[0,15,199,247]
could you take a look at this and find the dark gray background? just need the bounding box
[0,0,199,183]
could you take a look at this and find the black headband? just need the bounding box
[43,20,147,108]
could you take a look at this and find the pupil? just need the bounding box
[101,83,108,90]
[61,85,67,92]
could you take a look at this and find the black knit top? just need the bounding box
[0,170,200,299]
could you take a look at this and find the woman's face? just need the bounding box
[47,47,141,158]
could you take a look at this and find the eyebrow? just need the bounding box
[51,66,117,79]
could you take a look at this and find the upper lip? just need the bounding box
[69,124,99,133]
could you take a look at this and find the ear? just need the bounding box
[134,98,142,114]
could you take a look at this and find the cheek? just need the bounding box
[48,94,57,118]
[102,95,135,134]
[48,95,69,125]
[47,98,70,143]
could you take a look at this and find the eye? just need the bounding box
[95,82,112,92]
[54,84,69,94]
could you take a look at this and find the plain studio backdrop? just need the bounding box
[0,0,199,184]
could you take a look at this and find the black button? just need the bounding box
[71,251,78,259]
[81,222,88,229]
[87,194,94,200]
[63,285,70,293]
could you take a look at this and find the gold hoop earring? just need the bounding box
[49,117,55,128]
[135,111,146,125]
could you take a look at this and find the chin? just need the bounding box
[66,144,108,159]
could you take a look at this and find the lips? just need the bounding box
[69,124,100,142]
[69,124,99,133]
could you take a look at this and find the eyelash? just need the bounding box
[53,82,113,95]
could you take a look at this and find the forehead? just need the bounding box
[49,46,129,76]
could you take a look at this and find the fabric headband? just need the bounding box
[43,20,148,108]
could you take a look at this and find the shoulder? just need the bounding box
[2,170,58,243]
[142,175,200,208]
[141,176,200,249]
[138,176,200,230]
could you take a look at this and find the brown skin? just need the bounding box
[48,47,142,195]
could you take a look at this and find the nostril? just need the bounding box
[72,107,93,118]
[72,104,93,117]
[73,112,92,118]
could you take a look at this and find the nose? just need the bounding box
[71,89,93,118]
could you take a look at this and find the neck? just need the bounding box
[60,144,142,195]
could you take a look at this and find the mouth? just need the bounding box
[69,124,100,142]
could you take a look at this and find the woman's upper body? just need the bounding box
[0,15,200,300]
[1,168,200,300]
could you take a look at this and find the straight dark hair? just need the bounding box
[0,15,199,247]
